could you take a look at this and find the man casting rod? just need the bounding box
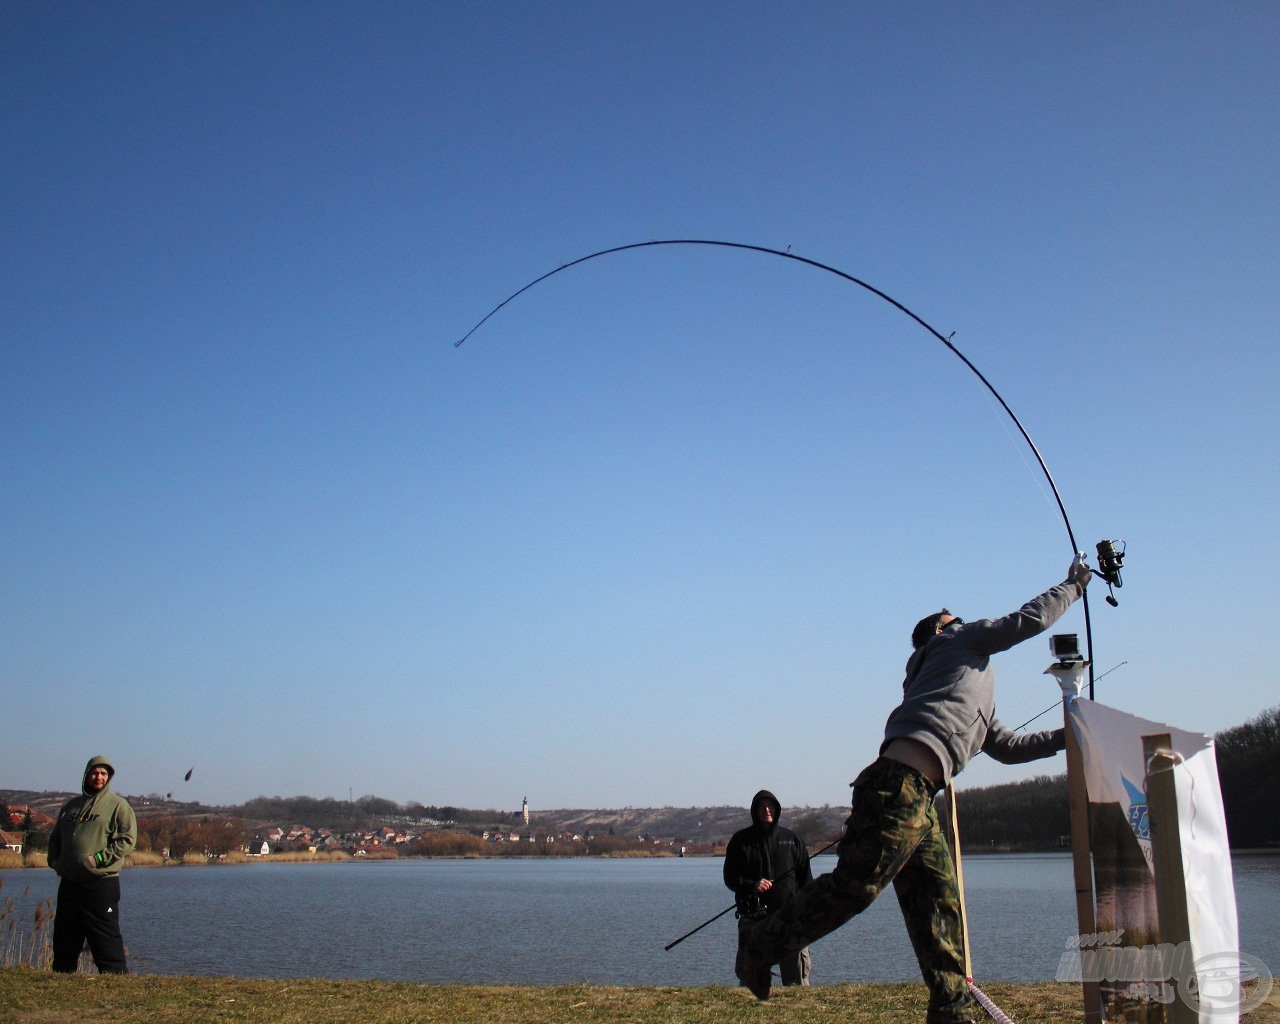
[455,238,1119,692]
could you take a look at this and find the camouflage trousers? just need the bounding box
[742,758,975,1024]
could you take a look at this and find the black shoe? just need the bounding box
[736,957,772,1001]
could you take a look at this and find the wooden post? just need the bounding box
[1143,733,1197,1024]
[1064,712,1104,1023]
[1049,663,1104,1024]
[942,782,973,981]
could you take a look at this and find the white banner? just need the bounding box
[1064,698,1245,1024]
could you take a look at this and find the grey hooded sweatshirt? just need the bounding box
[880,579,1083,785]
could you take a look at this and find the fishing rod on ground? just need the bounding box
[663,833,842,952]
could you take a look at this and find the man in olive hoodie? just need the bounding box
[48,755,137,973]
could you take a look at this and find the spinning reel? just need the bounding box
[1094,539,1126,607]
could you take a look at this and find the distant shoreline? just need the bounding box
[2,848,696,870]
[7,846,1277,872]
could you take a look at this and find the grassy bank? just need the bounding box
[3,972,1277,1024]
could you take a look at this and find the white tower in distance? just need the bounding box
[522,796,529,827]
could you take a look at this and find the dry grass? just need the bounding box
[4,849,365,870]
[0,974,1068,1024]
[1,972,1275,1024]
[249,849,352,863]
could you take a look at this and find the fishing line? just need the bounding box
[456,238,1103,691]
[1013,662,1127,732]
[977,385,1063,526]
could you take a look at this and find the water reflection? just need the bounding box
[2,851,1275,985]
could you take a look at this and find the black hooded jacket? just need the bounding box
[722,790,813,914]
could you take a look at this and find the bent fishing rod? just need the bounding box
[455,238,1125,692]
[663,834,841,952]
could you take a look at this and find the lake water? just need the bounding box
[3,851,1276,985]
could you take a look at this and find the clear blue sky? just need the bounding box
[3,3,1277,812]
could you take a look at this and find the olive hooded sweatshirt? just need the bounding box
[48,755,137,881]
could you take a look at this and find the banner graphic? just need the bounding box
[1061,698,1248,1024]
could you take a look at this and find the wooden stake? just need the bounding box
[1064,700,1105,1024]
[1143,733,1197,1024]
[942,781,973,982]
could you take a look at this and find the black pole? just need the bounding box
[663,902,738,952]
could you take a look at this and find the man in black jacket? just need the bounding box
[723,789,813,987]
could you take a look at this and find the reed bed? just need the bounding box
[0,877,53,970]
[1,848,362,870]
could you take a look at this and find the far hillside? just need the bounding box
[5,704,1276,851]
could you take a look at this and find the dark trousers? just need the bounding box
[52,876,128,974]
[736,917,811,986]
[743,758,975,1023]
